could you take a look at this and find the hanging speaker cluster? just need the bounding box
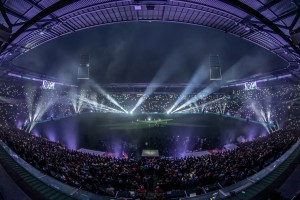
[209,55,222,80]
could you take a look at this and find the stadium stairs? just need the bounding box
[226,144,300,200]
[0,144,73,200]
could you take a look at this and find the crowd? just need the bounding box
[0,126,298,198]
[1,79,300,129]
[0,78,300,198]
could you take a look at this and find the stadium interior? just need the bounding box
[0,0,300,200]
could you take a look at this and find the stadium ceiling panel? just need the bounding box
[0,0,300,73]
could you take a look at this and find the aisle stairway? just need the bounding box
[0,145,73,200]
[227,145,300,200]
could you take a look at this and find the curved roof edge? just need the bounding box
[0,0,299,72]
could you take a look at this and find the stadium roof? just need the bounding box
[0,0,300,75]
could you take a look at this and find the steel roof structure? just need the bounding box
[0,0,300,75]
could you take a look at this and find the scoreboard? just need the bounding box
[244,81,257,91]
[41,80,55,89]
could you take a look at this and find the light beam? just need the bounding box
[130,51,183,114]
[167,64,207,114]
[172,82,220,113]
